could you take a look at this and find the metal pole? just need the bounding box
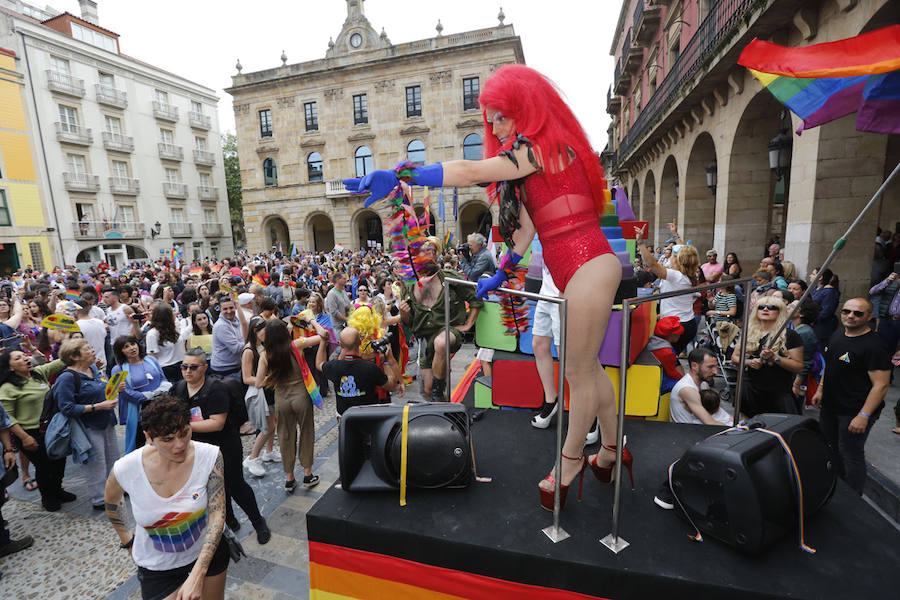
[601,300,631,553]
[767,161,900,344]
[444,277,452,402]
[732,282,752,426]
[542,298,570,543]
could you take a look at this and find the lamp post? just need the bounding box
[150,221,162,239]
[706,160,717,195]
[768,112,793,180]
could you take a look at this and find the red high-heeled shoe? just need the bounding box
[539,452,586,511]
[589,442,634,489]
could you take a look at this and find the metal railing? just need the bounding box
[102,131,134,153]
[163,182,188,198]
[617,0,756,165]
[201,222,223,237]
[62,172,99,191]
[189,111,211,129]
[109,176,139,195]
[55,122,92,145]
[169,222,193,237]
[73,221,144,239]
[443,278,573,543]
[193,149,215,165]
[158,143,184,161]
[46,70,84,96]
[152,101,179,121]
[95,84,127,108]
[197,186,219,201]
[602,276,752,553]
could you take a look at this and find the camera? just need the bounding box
[456,243,470,257]
[370,331,393,355]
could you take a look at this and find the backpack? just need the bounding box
[39,368,80,434]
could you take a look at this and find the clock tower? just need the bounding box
[326,0,392,58]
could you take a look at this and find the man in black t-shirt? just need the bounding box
[317,326,399,416]
[812,298,891,495]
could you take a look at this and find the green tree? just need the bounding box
[222,133,246,247]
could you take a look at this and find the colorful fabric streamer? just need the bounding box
[497,251,530,335]
[291,343,322,409]
[739,26,900,134]
[384,187,431,282]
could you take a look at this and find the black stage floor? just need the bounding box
[307,411,900,599]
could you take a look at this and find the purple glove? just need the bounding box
[476,270,507,299]
[342,170,400,206]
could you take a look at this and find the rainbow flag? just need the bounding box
[189,266,201,275]
[65,291,80,301]
[738,25,900,134]
[252,274,266,286]
[144,509,207,553]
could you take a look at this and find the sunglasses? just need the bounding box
[757,304,780,311]
[840,308,866,317]
[180,363,202,371]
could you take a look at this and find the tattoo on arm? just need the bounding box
[104,472,132,543]
[195,450,225,575]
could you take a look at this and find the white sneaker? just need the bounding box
[243,456,265,477]
[262,449,282,463]
[584,418,599,446]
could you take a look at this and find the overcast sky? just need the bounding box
[51,0,618,147]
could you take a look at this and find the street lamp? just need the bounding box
[768,112,793,180]
[150,221,162,239]
[706,160,717,195]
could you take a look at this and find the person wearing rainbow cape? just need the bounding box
[344,64,626,511]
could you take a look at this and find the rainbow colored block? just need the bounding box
[619,221,649,240]
[597,301,655,367]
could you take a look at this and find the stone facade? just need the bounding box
[226,0,524,253]
[605,0,900,298]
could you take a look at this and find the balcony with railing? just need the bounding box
[325,179,353,197]
[152,101,179,122]
[201,223,224,237]
[109,176,139,195]
[617,0,757,166]
[634,1,663,43]
[46,70,84,97]
[55,122,92,146]
[95,84,127,108]
[73,221,145,240]
[189,111,211,130]
[197,186,219,201]
[613,57,630,95]
[158,143,184,161]
[163,182,188,199]
[623,30,642,75]
[102,131,134,153]
[606,86,622,115]
[193,149,215,166]
[169,222,193,237]
[63,172,100,192]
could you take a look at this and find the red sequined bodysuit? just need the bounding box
[523,159,613,292]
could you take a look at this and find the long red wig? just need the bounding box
[478,64,607,209]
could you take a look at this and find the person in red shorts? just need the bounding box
[344,64,625,511]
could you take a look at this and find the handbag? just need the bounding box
[221,526,246,562]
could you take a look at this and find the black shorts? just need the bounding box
[264,386,276,407]
[137,539,229,600]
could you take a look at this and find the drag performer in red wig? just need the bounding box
[344,64,628,510]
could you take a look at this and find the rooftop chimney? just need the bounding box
[78,0,98,25]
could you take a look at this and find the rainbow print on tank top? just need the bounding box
[144,509,208,553]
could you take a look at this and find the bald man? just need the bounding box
[316,326,400,415]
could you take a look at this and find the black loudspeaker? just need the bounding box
[671,413,836,553]
[339,402,472,492]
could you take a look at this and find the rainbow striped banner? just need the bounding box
[145,509,207,553]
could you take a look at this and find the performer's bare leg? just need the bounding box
[539,253,620,492]
[533,334,557,404]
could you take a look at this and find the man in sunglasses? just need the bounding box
[812,298,891,495]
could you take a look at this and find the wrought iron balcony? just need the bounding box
[163,182,188,199]
[158,143,184,161]
[46,70,84,97]
[63,172,100,192]
[108,176,139,195]
[102,131,134,153]
[193,149,215,166]
[201,223,224,237]
[73,221,145,240]
[623,30,642,75]
[55,122,92,146]
[152,101,179,122]
[169,222,193,237]
[197,186,219,201]
[189,111,211,130]
[607,88,622,115]
[94,84,127,108]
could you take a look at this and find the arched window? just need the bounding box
[355,146,373,177]
[463,133,482,161]
[407,139,426,164]
[263,158,277,187]
[307,152,323,182]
